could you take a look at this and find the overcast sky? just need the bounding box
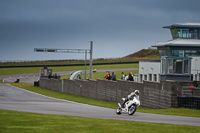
[1,0,200,61]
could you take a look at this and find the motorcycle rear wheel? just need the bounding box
[128,105,136,115]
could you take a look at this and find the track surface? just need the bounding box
[0,84,200,127]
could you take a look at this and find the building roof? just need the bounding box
[163,23,200,29]
[152,38,200,47]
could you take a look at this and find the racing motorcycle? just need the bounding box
[116,92,140,115]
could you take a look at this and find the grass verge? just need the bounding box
[0,109,200,133]
[0,63,138,76]
[10,82,200,117]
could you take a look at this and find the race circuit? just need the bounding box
[0,83,200,127]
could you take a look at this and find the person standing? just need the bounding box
[111,72,116,81]
[124,74,128,80]
[121,72,125,80]
[107,73,111,80]
[128,72,134,81]
[77,73,81,79]
[104,71,109,79]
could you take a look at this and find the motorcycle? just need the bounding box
[116,95,140,115]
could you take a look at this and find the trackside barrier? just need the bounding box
[39,78,200,109]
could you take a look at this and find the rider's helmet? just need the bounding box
[134,90,139,95]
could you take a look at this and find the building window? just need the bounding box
[174,59,183,74]
[167,59,174,74]
[161,57,191,76]
[178,29,182,38]
[182,29,190,38]
[171,50,184,57]
[177,28,199,39]
[191,74,193,81]
[185,50,197,57]
[149,74,152,81]
[144,75,147,80]
[154,74,157,81]
[194,29,198,39]
[161,58,166,74]
[195,74,197,81]
[170,28,178,39]
[140,74,143,82]
[184,60,189,74]
[199,74,200,81]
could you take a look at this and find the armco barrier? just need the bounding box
[39,78,195,109]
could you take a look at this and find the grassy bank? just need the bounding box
[1,109,199,133]
[10,82,200,117]
[0,63,138,76]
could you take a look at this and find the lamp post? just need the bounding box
[34,41,93,79]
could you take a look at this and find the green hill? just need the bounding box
[0,49,160,66]
[123,49,160,60]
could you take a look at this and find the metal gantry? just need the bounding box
[34,41,93,79]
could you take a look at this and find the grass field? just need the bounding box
[1,109,200,133]
[0,63,138,76]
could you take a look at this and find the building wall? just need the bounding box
[191,56,200,81]
[139,61,160,82]
[138,57,200,82]
[39,78,193,109]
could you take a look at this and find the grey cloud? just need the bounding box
[0,0,200,60]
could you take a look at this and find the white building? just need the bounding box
[191,56,200,81]
[138,23,200,82]
[139,61,160,82]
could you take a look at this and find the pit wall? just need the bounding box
[39,78,192,109]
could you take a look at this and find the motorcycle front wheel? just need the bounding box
[128,105,136,115]
[116,107,122,115]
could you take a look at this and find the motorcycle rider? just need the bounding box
[121,90,139,108]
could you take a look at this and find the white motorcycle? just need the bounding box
[116,94,140,115]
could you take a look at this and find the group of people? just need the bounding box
[48,73,60,79]
[121,72,134,81]
[104,71,116,81]
[104,71,134,81]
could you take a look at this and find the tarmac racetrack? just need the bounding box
[0,83,200,127]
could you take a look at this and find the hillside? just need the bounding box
[123,49,160,60]
[0,49,160,66]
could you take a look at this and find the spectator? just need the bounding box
[124,74,128,80]
[111,72,116,81]
[104,71,110,80]
[107,73,111,80]
[77,73,81,79]
[41,70,44,76]
[57,74,61,79]
[48,71,52,79]
[121,72,125,80]
[53,73,58,79]
[127,72,134,81]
